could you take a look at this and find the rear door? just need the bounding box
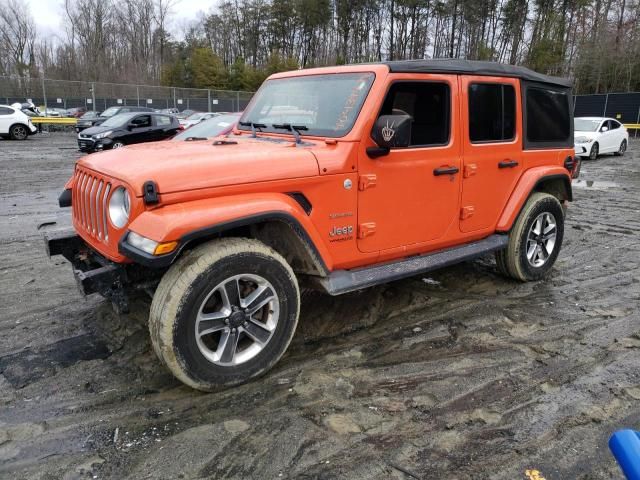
[153,115,175,140]
[357,75,462,253]
[459,76,522,232]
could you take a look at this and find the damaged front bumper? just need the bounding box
[44,228,160,313]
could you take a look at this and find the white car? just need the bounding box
[0,105,37,140]
[179,112,219,129]
[574,117,629,160]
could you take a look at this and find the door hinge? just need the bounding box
[460,206,475,220]
[358,174,377,191]
[463,164,477,178]
[358,222,376,239]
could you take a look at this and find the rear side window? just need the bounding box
[468,83,515,142]
[0,107,14,115]
[379,82,450,147]
[155,115,172,126]
[525,85,571,147]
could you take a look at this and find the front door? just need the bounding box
[128,114,154,144]
[459,76,522,232]
[357,75,462,253]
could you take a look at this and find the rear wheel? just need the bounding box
[614,139,627,156]
[589,142,599,160]
[9,124,28,140]
[495,192,564,281]
[149,238,300,391]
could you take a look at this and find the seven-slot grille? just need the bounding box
[72,167,112,243]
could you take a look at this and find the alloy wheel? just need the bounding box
[195,274,279,366]
[526,212,557,267]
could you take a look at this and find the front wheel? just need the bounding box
[589,142,599,160]
[149,238,300,391]
[111,141,125,149]
[495,192,564,282]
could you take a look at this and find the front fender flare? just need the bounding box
[496,167,572,232]
[119,193,332,270]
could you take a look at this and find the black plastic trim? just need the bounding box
[286,192,312,215]
[143,180,160,205]
[118,212,329,273]
[59,188,72,207]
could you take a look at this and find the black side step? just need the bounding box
[318,234,508,296]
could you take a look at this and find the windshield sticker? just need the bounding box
[334,74,372,131]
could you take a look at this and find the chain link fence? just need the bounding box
[0,76,254,114]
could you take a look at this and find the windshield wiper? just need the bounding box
[272,124,308,144]
[184,136,207,141]
[239,121,266,138]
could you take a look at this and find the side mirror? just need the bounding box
[601,126,609,132]
[368,114,412,158]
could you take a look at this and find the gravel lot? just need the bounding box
[0,132,639,480]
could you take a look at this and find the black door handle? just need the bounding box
[498,159,519,168]
[433,166,459,176]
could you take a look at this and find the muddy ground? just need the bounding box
[0,132,639,480]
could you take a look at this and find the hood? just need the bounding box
[78,136,321,196]
[82,124,120,136]
[574,130,598,140]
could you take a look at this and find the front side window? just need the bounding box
[378,81,450,147]
[239,72,375,137]
[132,115,151,127]
[609,120,621,130]
[525,86,571,145]
[468,83,515,142]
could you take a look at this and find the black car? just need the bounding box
[75,106,154,132]
[77,112,180,152]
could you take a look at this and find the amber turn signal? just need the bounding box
[154,241,178,255]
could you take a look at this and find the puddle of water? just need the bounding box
[572,179,619,190]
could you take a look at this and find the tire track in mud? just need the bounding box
[0,134,639,479]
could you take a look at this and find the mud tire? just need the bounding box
[149,238,300,392]
[495,192,564,282]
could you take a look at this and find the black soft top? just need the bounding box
[382,59,572,88]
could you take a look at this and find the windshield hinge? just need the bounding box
[143,180,159,205]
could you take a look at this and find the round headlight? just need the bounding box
[108,187,130,228]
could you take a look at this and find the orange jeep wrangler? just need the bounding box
[46,60,579,391]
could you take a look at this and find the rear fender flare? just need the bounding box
[496,167,572,232]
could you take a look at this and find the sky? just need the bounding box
[27,0,216,39]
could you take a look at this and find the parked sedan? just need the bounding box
[76,106,154,132]
[574,117,629,160]
[179,111,219,129]
[77,112,180,152]
[172,112,241,141]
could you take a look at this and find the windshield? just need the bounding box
[574,118,601,132]
[100,113,131,127]
[173,114,240,141]
[101,107,121,118]
[239,72,375,137]
[81,111,99,119]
